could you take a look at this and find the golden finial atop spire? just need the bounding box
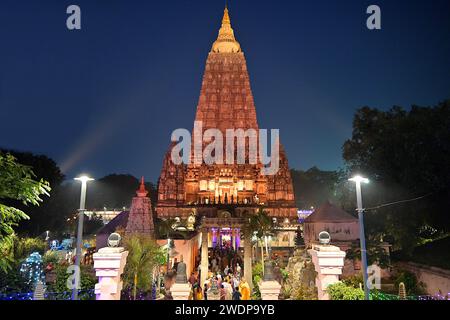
[211,6,241,53]
[222,6,231,25]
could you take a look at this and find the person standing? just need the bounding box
[203,283,209,301]
[195,285,203,300]
[224,265,229,276]
[239,278,251,300]
[232,287,241,300]
[189,272,197,286]
[236,263,242,276]
[222,278,233,300]
[220,284,227,300]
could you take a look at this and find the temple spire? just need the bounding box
[126,176,154,237]
[136,176,148,197]
[222,6,231,26]
[211,6,241,53]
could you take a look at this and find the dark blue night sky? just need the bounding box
[1,0,449,182]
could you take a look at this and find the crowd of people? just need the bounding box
[206,246,243,275]
[162,246,252,300]
[191,246,250,300]
[188,272,251,300]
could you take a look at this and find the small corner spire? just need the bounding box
[136,176,148,197]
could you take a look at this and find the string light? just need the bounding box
[19,252,45,287]
[0,289,95,301]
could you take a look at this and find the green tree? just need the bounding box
[154,218,178,270]
[244,209,274,266]
[123,235,165,300]
[327,282,365,300]
[0,153,50,271]
[1,149,65,236]
[345,240,390,269]
[47,264,97,300]
[342,101,450,252]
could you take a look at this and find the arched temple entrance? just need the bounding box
[199,217,253,289]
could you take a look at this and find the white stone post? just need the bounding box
[308,244,346,300]
[93,247,129,300]
[171,283,192,300]
[259,280,281,300]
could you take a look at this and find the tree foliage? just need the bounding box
[343,100,450,251]
[122,235,165,300]
[327,282,365,300]
[47,264,97,299]
[0,149,65,237]
[0,153,50,271]
[246,208,274,240]
[346,240,391,269]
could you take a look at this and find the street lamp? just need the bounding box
[348,175,370,300]
[72,175,94,300]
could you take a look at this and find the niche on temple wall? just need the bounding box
[199,180,208,191]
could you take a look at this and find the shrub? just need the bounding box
[251,262,263,300]
[47,264,96,300]
[393,270,426,295]
[342,274,364,289]
[43,251,61,266]
[327,282,365,300]
[0,267,30,295]
[290,283,317,300]
[9,236,47,262]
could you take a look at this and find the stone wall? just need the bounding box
[395,261,450,295]
[282,248,317,299]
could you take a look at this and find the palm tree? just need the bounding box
[242,208,275,273]
[123,235,165,300]
[155,218,177,270]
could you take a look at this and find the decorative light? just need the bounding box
[348,175,369,184]
[74,175,94,183]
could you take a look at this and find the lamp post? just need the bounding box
[72,175,94,300]
[349,175,370,300]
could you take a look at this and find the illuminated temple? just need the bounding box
[156,7,297,220]
[155,7,298,282]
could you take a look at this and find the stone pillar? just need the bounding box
[308,244,346,300]
[200,229,209,286]
[93,247,129,300]
[244,238,253,290]
[259,280,281,300]
[171,283,192,300]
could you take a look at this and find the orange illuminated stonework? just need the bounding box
[156,8,297,221]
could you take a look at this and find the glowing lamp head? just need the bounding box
[74,175,94,183]
[349,175,369,184]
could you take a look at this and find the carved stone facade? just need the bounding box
[156,7,297,221]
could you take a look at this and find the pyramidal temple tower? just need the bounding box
[125,177,155,236]
[156,7,297,221]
